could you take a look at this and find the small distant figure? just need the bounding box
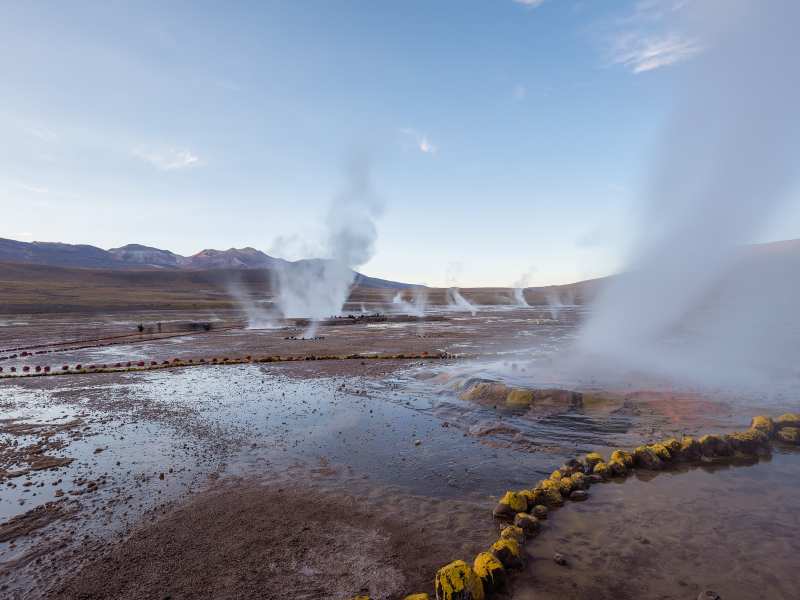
[137,324,144,333]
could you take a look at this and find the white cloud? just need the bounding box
[133,147,202,171]
[612,32,702,73]
[400,129,437,155]
[18,182,49,194]
[513,0,546,7]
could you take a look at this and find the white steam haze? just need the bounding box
[447,288,476,316]
[512,268,536,306]
[272,156,383,337]
[578,0,800,392]
[392,287,428,316]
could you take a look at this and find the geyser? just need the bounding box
[579,0,800,392]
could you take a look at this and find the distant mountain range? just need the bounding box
[0,237,408,289]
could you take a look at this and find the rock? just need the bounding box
[750,415,775,437]
[698,434,733,458]
[491,538,524,569]
[775,413,800,430]
[505,388,535,408]
[568,472,588,490]
[587,474,603,484]
[585,452,604,469]
[513,512,540,537]
[592,462,610,479]
[649,443,672,462]
[553,552,568,566]
[473,552,506,595]
[697,591,721,600]
[610,449,634,468]
[569,490,589,501]
[532,504,548,519]
[535,480,565,507]
[403,594,430,600]
[492,503,515,520]
[607,459,628,477]
[435,560,485,600]
[562,458,586,474]
[660,438,681,454]
[499,491,528,513]
[634,445,664,470]
[556,476,574,496]
[727,429,769,454]
[678,437,702,462]
[550,469,564,481]
[776,427,800,445]
[499,525,525,544]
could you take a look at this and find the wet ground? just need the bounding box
[1,306,799,599]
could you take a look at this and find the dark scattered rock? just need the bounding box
[569,490,589,502]
[553,553,567,566]
[532,504,548,519]
[698,591,721,600]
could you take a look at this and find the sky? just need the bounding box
[1,0,798,287]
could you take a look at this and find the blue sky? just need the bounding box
[1,1,797,286]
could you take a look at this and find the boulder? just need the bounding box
[532,504,548,519]
[435,560,486,600]
[661,438,681,454]
[592,462,610,479]
[610,449,634,468]
[678,437,702,462]
[727,429,769,454]
[491,538,524,569]
[698,434,733,458]
[492,503,514,520]
[505,388,535,408]
[634,445,664,470]
[499,491,528,513]
[569,489,589,501]
[403,595,430,600]
[585,452,604,470]
[499,525,525,544]
[513,512,540,537]
[568,472,588,490]
[776,427,800,445]
[473,552,506,596]
[649,443,672,462]
[750,415,775,437]
[775,413,800,430]
[607,458,628,477]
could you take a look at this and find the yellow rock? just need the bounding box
[435,560,485,600]
[499,525,524,543]
[569,472,588,490]
[727,429,769,454]
[499,491,528,513]
[460,382,511,404]
[593,461,610,479]
[776,427,800,445]
[750,415,775,437]
[608,458,628,476]
[634,445,663,470]
[661,438,681,454]
[350,596,371,600]
[610,449,634,468]
[506,388,535,408]
[513,512,540,536]
[556,476,573,495]
[403,595,430,600]
[649,443,672,461]
[678,436,702,461]
[775,414,800,430]
[473,552,506,595]
[491,538,523,569]
[518,489,535,508]
[543,487,564,507]
[585,452,604,469]
[550,469,564,480]
[698,434,733,457]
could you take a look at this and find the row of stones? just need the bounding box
[0,351,454,379]
[350,412,800,600]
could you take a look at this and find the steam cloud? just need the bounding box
[579,0,800,392]
[272,157,383,337]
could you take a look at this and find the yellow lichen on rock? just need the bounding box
[350,596,371,600]
[776,427,800,445]
[435,560,485,600]
[698,434,733,457]
[585,452,604,469]
[513,512,540,536]
[678,436,701,461]
[403,594,430,600]
[499,491,528,513]
[610,449,634,468]
[568,472,587,490]
[550,469,564,481]
[608,458,628,476]
[649,443,672,461]
[556,476,574,496]
[505,388,535,408]
[634,445,663,470]
[518,489,534,508]
[490,538,523,569]
[661,438,681,454]
[750,415,775,437]
[473,552,506,595]
[593,461,610,479]
[727,429,769,454]
[499,525,524,543]
[775,414,800,429]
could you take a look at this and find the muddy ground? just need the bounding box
[1,306,799,599]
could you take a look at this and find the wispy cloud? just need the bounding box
[611,31,702,73]
[133,147,203,171]
[513,0,546,7]
[400,129,437,155]
[605,0,702,74]
[17,182,49,194]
